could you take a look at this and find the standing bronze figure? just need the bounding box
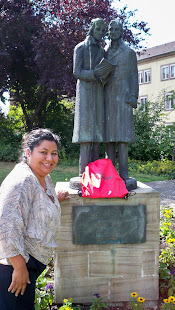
[104,20,139,190]
[72,18,106,176]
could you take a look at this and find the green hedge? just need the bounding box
[0,142,20,161]
[128,159,175,179]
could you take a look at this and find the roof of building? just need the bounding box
[137,40,175,61]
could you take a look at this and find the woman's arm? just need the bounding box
[8,254,30,297]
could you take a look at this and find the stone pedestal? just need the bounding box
[54,182,160,308]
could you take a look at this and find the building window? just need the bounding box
[170,64,175,78]
[138,71,143,84]
[138,69,151,84]
[165,123,173,137]
[139,96,147,111]
[162,65,169,80]
[144,69,151,83]
[164,93,174,110]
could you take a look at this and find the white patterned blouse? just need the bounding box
[0,162,61,265]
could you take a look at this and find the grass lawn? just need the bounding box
[0,161,171,185]
[0,161,79,185]
[0,161,16,184]
[130,172,170,183]
[50,164,78,185]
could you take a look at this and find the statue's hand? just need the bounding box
[126,96,137,108]
[94,67,107,78]
[130,101,137,108]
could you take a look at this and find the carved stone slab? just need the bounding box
[73,204,146,244]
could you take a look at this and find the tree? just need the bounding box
[0,0,47,129]
[129,98,175,161]
[42,99,79,158]
[0,108,22,161]
[0,0,150,134]
[31,0,149,49]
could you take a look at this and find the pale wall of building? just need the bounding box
[138,54,175,124]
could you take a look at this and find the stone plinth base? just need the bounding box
[54,182,160,308]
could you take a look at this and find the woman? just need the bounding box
[0,128,70,310]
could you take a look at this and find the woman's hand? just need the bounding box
[56,189,71,202]
[8,255,30,297]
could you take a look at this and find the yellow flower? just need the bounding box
[137,297,145,303]
[66,308,72,310]
[165,210,172,213]
[168,296,175,302]
[163,222,172,225]
[64,299,68,303]
[69,298,72,302]
[167,238,175,243]
[163,299,170,303]
[131,292,138,298]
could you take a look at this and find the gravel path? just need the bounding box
[145,180,175,208]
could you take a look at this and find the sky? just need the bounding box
[115,0,175,48]
[0,92,9,114]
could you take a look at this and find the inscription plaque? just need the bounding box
[73,204,146,244]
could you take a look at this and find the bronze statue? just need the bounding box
[104,20,139,190]
[71,19,138,191]
[72,18,107,176]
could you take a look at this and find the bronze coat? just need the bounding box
[104,40,139,143]
[72,35,105,143]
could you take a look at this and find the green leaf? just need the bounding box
[168,287,173,296]
[35,303,40,310]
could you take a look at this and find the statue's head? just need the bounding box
[88,18,106,41]
[108,19,123,40]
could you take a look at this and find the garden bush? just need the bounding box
[0,142,20,161]
[0,111,22,161]
[128,159,175,179]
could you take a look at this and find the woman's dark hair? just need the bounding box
[20,128,61,163]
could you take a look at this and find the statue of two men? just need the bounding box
[72,18,139,189]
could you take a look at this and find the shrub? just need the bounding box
[128,159,175,179]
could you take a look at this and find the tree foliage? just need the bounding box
[0,0,150,134]
[0,108,22,161]
[0,0,46,129]
[129,99,175,161]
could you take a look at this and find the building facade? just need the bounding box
[137,41,175,125]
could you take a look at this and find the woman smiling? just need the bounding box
[0,128,70,310]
